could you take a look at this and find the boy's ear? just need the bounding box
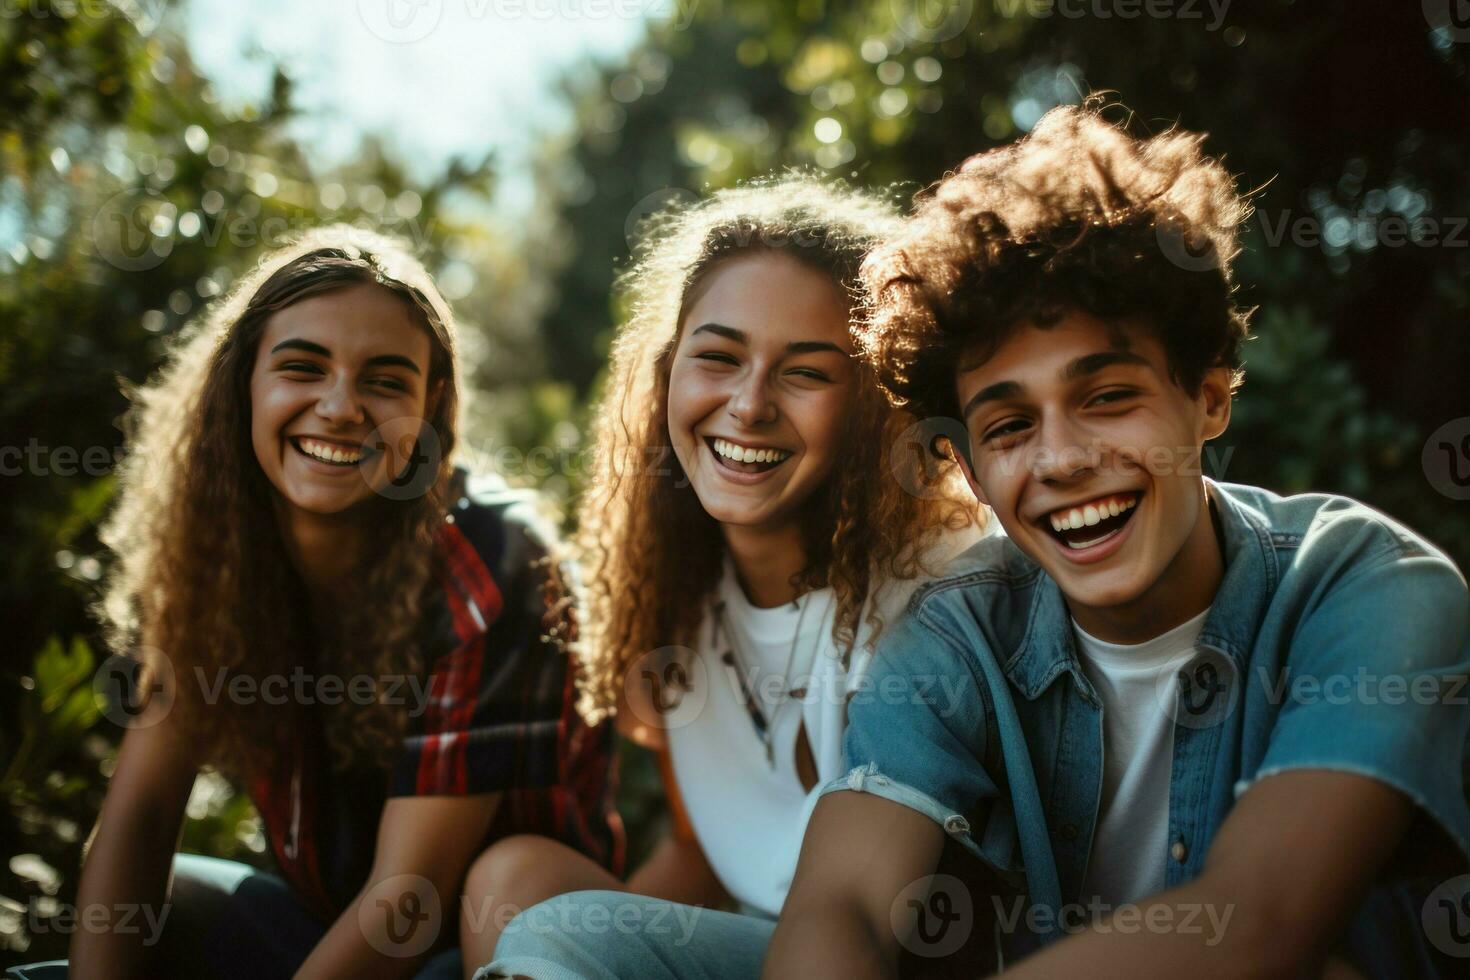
[426,378,446,421]
[1197,366,1233,443]
[940,435,990,508]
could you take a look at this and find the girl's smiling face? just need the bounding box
[666,250,858,533]
[249,282,435,518]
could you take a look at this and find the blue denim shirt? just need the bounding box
[828,480,1470,972]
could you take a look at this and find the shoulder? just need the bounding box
[866,516,1008,627]
[444,469,566,576]
[863,526,1040,673]
[1215,480,1463,579]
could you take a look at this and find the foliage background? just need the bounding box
[3,0,1467,965]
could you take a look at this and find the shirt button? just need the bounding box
[1059,823,1078,841]
[1171,840,1188,863]
[943,815,969,835]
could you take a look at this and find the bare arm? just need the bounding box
[69,717,199,980]
[1005,770,1414,979]
[293,793,502,979]
[764,790,947,980]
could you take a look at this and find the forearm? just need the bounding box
[293,877,437,980]
[763,896,894,980]
[69,804,183,979]
[1002,877,1295,980]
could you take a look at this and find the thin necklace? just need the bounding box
[714,592,811,768]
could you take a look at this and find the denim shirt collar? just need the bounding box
[1002,478,1281,700]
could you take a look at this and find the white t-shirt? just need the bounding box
[1072,607,1210,907]
[668,522,991,916]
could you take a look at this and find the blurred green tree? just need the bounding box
[0,1,520,962]
[528,0,1469,569]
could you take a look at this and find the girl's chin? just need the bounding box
[274,485,374,520]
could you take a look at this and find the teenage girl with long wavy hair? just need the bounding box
[468,177,988,979]
[71,226,619,980]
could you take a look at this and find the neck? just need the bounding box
[275,500,366,603]
[722,521,809,609]
[1071,483,1224,645]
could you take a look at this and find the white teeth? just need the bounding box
[1065,526,1122,550]
[1048,494,1139,531]
[299,439,362,464]
[712,438,790,466]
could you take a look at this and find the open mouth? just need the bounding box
[705,436,793,475]
[290,436,373,467]
[1040,491,1142,552]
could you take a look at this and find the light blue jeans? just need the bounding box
[475,891,776,980]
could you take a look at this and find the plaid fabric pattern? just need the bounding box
[250,472,623,920]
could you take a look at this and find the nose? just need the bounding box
[314,373,365,427]
[1028,410,1096,484]
[726,368,777,427]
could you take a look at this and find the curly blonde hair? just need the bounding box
[574,175,977,723]
[96,225,461,777]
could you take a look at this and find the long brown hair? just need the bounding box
[96,225,461,777]
[574,175,976,723]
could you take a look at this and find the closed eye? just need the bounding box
[368,377,409,392]
[1086,388,1138,408]
[694,351,739,367]
[983,418,1031,443]
[279,361,324,376]
[787,368,831,382]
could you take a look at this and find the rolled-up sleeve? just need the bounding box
[824,609,1019,879]
[1252,547,1470,865]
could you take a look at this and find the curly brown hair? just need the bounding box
[96,225,461,778]
[574,175,977,723]
[858,98,1253,433]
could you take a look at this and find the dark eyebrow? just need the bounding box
[691,324,846,356]
[962,380,1023,420]
[1062,350,1151,381]
[691,323,746,344]
[270,339,330,357]
[962,350,1152,419]
[365,354,421,375]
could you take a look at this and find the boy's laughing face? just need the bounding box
[952,310,1233,639]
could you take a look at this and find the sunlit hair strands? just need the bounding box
[859,97,1254,429]
[96,225,461,777]
[574,175,976,724]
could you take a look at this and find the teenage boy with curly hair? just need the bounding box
[766,103,1470,978]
